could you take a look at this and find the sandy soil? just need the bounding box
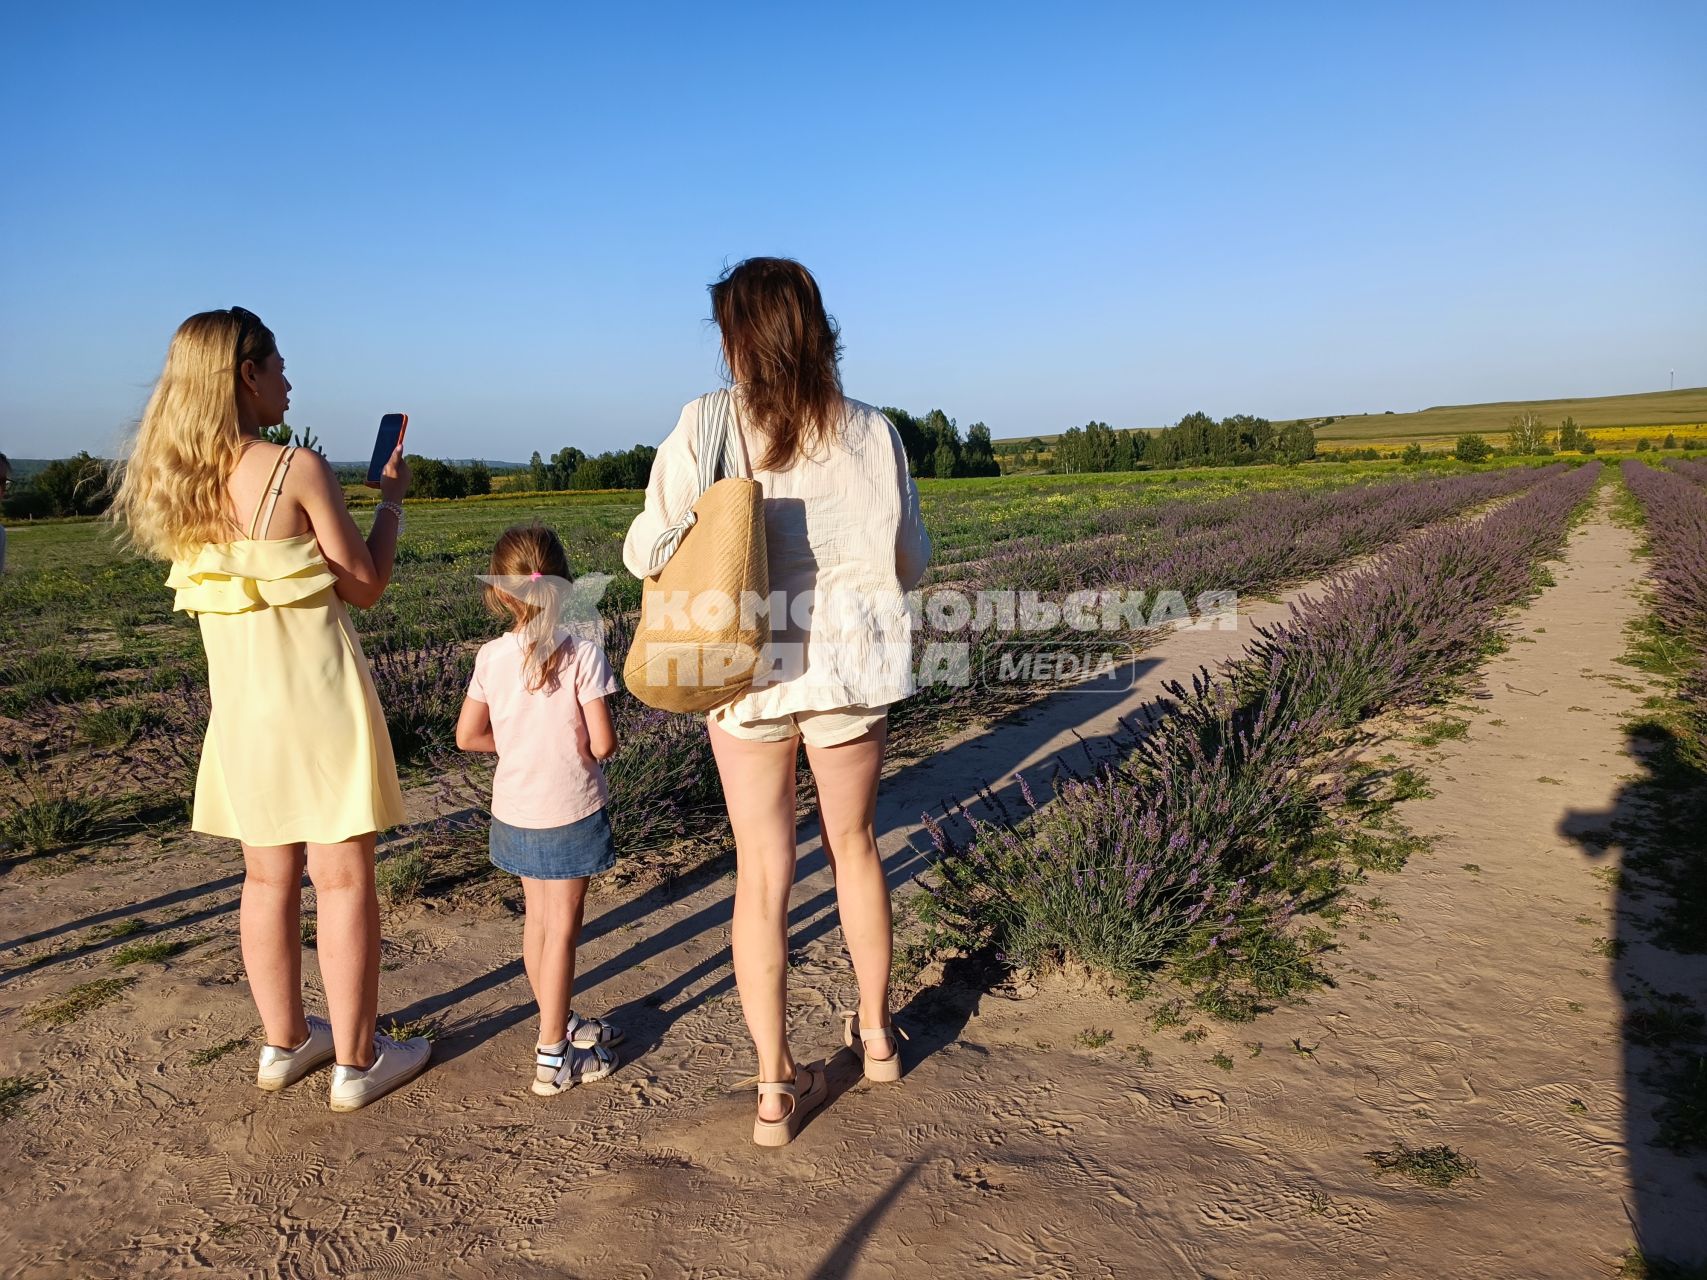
[3,487,1702,1278]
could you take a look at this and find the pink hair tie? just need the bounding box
[529,571,542,580]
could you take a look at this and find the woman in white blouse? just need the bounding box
[623,257,930,1146]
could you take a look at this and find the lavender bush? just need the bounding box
[1624,459,1707,765]
[367,635,476,769]
[599,615,726,851]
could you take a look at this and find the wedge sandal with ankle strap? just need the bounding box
[842,1012,906,1083]
[752,1063,827,1147]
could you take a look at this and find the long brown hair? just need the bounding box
[483,523,574,692]
[110,308,279,557]
[710,257,844,471]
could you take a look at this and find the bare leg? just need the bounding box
[805,722,894,1059]
[307,835,380,1070]
[522,876,590,1061]
[710,720,804,1121]
[240,842,309,1048]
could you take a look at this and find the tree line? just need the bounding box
[880,408,1001,478]
[1047,413,1317,473]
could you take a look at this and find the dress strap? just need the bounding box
[248,445,299,540]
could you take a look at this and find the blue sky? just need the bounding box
[2,1,1703,461]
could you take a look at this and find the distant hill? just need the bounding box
[997,386,1707,448]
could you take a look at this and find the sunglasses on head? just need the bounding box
[230,306,261,352]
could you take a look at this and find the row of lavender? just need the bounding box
[921,462,1601,991]
[895,464,1551,731]
[1624,459,1707,765]
[1663,456,1707,488]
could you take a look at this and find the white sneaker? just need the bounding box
[256,1016,336,1091]
[327,1033,431,1112]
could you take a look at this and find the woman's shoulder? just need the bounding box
[838,397,899,431]
[835,398,906,454]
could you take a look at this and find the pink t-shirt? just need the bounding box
[467,627,620,829]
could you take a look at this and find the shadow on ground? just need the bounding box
[1561,723,1707,1270]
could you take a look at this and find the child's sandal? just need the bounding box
[568,1010,623,1051]
[841,1012,905,1083]
[752,1063,827,1148]
[531,1040,617,1096]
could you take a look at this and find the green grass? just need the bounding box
[77,702,165,747]
[381,1016,443,1042]
[25,977,137,1028]
[110,935,204,967]
[1074,1027,1114,1049]
[1148,1000,1188,1031]
[1412,717,1470,746]
[1387,768,1434,802]
[0,1074,46,1121]
[0,758,125,855]
[188,1037,251,1067]
[87,917,147,942]
[1365,1143,1479,1188]
[375,848,430,905]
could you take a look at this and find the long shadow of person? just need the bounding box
[1559,722,1707,1271]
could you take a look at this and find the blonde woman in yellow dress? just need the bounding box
[112,307,429,1112]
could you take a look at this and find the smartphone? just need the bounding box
[365,413,408,488]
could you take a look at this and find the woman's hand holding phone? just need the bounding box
[378,444,410,504]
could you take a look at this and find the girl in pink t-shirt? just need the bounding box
[455,524,623,1094]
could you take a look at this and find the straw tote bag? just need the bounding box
[622,390,769,713]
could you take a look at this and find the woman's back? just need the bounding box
[621,390,930,719]
[220,442,312,542]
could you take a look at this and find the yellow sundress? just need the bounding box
[165,446,405,845]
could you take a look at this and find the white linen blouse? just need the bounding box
[621,391,932,722]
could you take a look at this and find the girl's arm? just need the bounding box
[455,696,497,753]
[298,445,411,608]
[582,695,617,761]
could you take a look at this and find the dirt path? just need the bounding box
[4,487,1699,1278]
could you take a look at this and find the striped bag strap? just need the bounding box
[645,390,741,574]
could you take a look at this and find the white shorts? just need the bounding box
[709,704,888,748]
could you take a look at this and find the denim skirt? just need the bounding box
[489,807,617,880]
